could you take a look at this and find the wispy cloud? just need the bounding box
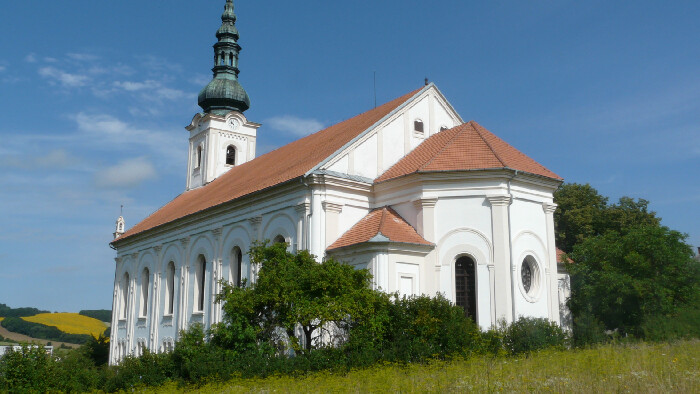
[25,53,37,63]
[3,149,76,170]
[266,115,324,137]
[39,66,90,87]
[94,157,157,189]
[0,65,5,73]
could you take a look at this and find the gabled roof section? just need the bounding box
[327,207,432,251]
[114,88,423,243]
[375,121,562,183]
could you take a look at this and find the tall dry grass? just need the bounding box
[145,340,699,393]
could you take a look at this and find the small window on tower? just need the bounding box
[196,146,203,168]
[414,119,424,135]
[226,145,236,166]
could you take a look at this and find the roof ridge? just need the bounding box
[417,125,465,172]
[377,207,388,233]
[470,121,506,167]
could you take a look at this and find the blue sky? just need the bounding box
[0,1,698,312]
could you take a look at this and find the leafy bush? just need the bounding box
[0,345,56,392]
[379,294,483,362]
[105,350,175,391]
[502,317,568,355]
[1,316,92,344]
[79,309,113,323]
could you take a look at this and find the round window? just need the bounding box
[521,260,532,293]
[519,256,541,302]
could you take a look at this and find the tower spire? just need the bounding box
[198,0,251,114]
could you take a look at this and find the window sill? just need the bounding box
[163,313,173,318]
[192,311,204,316]
[138,316,147,320]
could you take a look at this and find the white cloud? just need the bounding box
[75,112,129,135]
[190,74,211,86]
[266,115,324,137]
[67,53,99,62]
[0,65,5,73]
[94,157,157,189]
[114,80,159,91]
[2,149,75,170]
[38,66,90,87]
[25,53,37,63]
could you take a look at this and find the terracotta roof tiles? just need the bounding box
[115,88,423,243]
[375,121,561,182]
[327,207,432,251]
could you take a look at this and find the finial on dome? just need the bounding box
[198,0,250,115]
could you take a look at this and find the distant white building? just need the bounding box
[109,0,569,364]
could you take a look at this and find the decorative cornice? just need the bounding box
[212,227,223,241]
[486,195,512,207]
[130,253,139,260]
[542,202,558,214]
[322,201,343,213]
[412,197,438,209]
[295,202,311,214]
[114,257,122,264]
[248,216,262,227]
[153,245,163,254]
[180,237,190,249]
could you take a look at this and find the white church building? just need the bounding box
[109,0,569,364]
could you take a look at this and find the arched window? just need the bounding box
[226,145,236,166]
[140,268,149,318]
[165,262,175,316]
[455,256,477,322]
[195,256,206,312]
[273,235,286,245]
[414,119,424,134]
[229,53,234,66]
[196,146,203,168]
[120,272,130,320]
[231,247,243,287]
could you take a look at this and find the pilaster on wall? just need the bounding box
[542,202,560,324]
[247,217,262,282]
[322,202,343,248]
[150,246,163,350]
[178,237,191,334]
[487,195,513,324]
[295,202,310,251]
[211,228,223,327]
[413,198,438,296]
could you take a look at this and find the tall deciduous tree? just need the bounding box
[567,225,698,336]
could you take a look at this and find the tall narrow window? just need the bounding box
[196,256,206,312]
[140,268,149,318]
[226,145,236,166]
[455,256,477,322]
[165,262,175,316]
[121,273,130,319]
[231,247,242,287]
[196,146,202,168]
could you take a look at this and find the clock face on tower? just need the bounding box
[227,118,240,131]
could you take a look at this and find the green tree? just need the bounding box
[213,241,379,354]
[554,183,608,253]
[567,224,699,336]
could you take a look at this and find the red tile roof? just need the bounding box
[557,248,573,263]
[114,88,423,243]
[327,207,432,251]
[375,121,562,183]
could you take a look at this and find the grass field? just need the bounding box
[146,340,699,393]
[21,313,106,337]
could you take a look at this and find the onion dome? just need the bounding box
[198,0,250,114]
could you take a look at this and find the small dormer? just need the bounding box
[185,111,261,190]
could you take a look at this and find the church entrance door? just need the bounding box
[455,256,477,322]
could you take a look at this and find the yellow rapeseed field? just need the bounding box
[0,317,4,323]
[22,313,106,338]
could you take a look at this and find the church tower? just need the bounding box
[186,0,260,191]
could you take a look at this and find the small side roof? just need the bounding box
[114,87,423,243]
[327,207,432,251]
[375,121,562,183]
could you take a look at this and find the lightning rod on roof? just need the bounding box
[425,77,429,86]
[373,71,377,109]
